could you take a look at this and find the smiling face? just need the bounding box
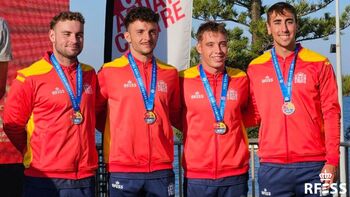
[196,31,228,74]
[124,20,159,61]
[267,9,297,54]
[49,20,84,65]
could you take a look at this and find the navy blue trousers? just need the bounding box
[109,169,175,197]
[184,173,248,197]
[0,164,24,197]
[23,176,95,197]
[258,162,332,197]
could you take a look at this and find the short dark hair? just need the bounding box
[267,2,298,24]
[50,11,85,29]
[124,7,159,30]
[196,21,228,41]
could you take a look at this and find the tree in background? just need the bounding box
[189,0,350,138]
[343,75,350,96]
[191,0,350,71]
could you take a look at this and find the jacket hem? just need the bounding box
[260,155,326,164]
[107,162,173,173]
[184,165,249,179]
[24,167,97,179]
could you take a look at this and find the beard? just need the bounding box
[57,48,82,60]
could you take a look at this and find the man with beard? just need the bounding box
[3,11,98,197]
[96,6,181,197]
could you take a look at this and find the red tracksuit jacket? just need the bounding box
[3,52,98,179]
[247,45,340,166]
[180,65,250,179]
[96,54,181,173]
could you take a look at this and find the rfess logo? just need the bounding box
[304,170,347,195]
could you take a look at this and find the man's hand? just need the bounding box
[320,164,338,190]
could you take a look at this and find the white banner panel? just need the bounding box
[112,0,192,71]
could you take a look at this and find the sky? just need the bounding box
[70,0,350,74]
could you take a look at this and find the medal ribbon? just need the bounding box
[199,64,229,122]
[271,47,299,102]
[127,53,157,111]
[50,54,82,112]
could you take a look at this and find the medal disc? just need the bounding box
[72,111,84,125]
[144,111,157,124]
[214,122,227,134]
[282,102,295,115]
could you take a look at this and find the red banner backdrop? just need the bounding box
[0,0,69,163]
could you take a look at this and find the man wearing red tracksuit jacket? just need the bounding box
[3,12,98,197]
[96,7,181,197]
[180,21,250,197]
[247,2,340,196]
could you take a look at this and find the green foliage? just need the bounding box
[343,75,350,96]
[191,0,350,72]
[247,126,259,139]
[173,127,183,142]
[189,0,350,138]
[226,27,252,70]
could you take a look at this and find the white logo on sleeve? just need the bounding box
[261,76,273,83]
[111,181,123,190]
[51,87,65,95]
[294,72,307,84]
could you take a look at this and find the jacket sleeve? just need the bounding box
[95,68,108,133]
[169,70,182,131]
[3,73,33,154]
[319,59,341,166]
[242,68,261,128]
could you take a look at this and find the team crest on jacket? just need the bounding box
[157,80,167,93]
[227,89,238,100]
[191,91,204,99]
[123,80,137,88]
[83,83,93,94]
[294,72,307,84]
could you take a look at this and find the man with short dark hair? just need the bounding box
[180,21,250,197]
[248,2,340,196]
[4,11,98,197]
[96,6,181,197]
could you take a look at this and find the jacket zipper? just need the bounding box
[67,68,82,178]
[282,58,289,162]
[213,74,218,179]
[143,62,152,172]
